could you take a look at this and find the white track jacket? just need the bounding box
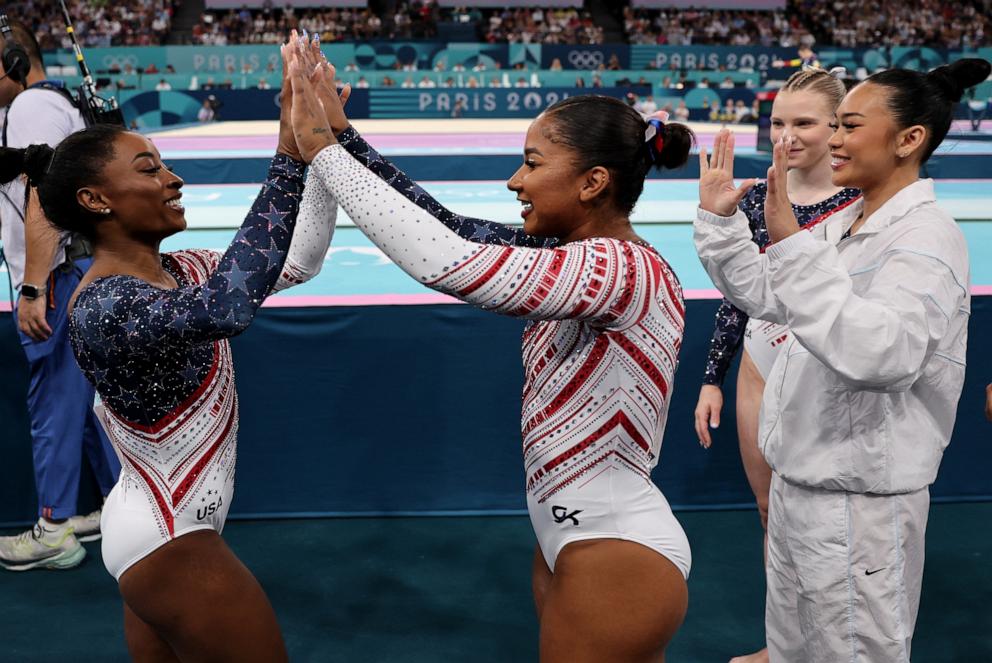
[694,179,970,494]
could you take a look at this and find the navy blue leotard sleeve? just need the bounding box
[69,154,305,424]
[337,125,555,248]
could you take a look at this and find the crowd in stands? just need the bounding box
[191,3,440,45]
[471,8,603,45]
[624,0,990,48]
[6,0,174,48]
[8,1,989,53]
[796,0,991,49]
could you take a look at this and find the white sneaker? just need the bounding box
[67,509,102,543]
[0,519,86,571]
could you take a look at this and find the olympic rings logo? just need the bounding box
[100,54,140,69]
[567,50,604,70]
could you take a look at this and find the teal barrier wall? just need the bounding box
[46,43,992,75]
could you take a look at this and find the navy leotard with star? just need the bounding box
[69,154,305,425]
[702,182,861,386]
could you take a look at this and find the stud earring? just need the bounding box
[101,208,111,215]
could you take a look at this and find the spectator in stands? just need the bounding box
[401,76,416,89]
[549,58,563,71]
[356,76,369,89]
[515,77,529,88]
[720,76,735,89]
[488,77,502,88]
[418,76,436,88]
[381,75,395,87]
[145,63,159,75]
[197,97,216,123]
[675,99,690,122]
[638,95,659,115]
[257,78,270,89]
[154,78,171,91]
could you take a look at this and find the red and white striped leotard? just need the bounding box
[313,145,691,577]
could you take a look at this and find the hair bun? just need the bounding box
[23,144,55,187]
[928,59,991,103]
[653,122,694,170]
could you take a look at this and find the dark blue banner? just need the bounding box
[367,87,646,119]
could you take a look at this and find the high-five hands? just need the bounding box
[281,40,334,163]
[764,136,802,243]
[291,30,353,135]
[698,129,756,217]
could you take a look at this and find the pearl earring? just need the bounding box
[102,208,111,215]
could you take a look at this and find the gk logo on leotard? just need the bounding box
[552,506,582,526]
[196,495,223,520]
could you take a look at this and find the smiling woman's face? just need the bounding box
[827,82,910,191]
[80,132,187,241]
[504,115,590,238]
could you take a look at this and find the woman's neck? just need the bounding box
[786,153,842,206]
[559,210,638,245]
[851,165,920,234]
[89,239,175,289]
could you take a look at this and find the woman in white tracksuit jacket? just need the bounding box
[694,58,990,662]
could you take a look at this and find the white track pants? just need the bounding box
[766,473,929,662]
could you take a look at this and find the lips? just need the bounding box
[518,198,533,219]
[830,153,850,170]
[165,194,184,213]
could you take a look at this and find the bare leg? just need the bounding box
[539,539,687,663]
[729,350,771,663]
[532,543,553,620]
[124,602,181,663]
[118,530,287,663]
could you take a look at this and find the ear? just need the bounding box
[76,186,110,216]
[895,124,927,161]
[578,165,611,204]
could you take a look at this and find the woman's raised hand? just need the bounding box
[276,41,303,162]
[764,136,801,243]
[301,34,353,134]
[284,44,334,163]
[699,129,755,217]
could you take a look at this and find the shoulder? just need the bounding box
[6,88,85,144]
[885,206,969,277]
[9,87,81,122]
[163,249,222,284]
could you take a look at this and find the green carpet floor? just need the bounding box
[2,503,991,661]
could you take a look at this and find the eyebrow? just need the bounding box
[524,147,543,156]
[839,112,866,119]
[131,151,157,163]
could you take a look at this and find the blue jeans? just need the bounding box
[14,257,120,519]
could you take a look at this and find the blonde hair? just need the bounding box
[781,67,847,112]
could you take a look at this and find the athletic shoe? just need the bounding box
[67,509,102,543]
[0,519,86,571]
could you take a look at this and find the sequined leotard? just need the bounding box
[69,155,337,579]
[312,144,691,578]
[702,182,861,384]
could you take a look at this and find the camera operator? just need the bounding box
[0,16,119,571]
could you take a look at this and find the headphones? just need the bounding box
[0,13,30,85]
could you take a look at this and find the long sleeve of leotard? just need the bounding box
[273,168,338,292]
[71,154,305,356]
[311,144,666,328]
[337,125,554,248]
